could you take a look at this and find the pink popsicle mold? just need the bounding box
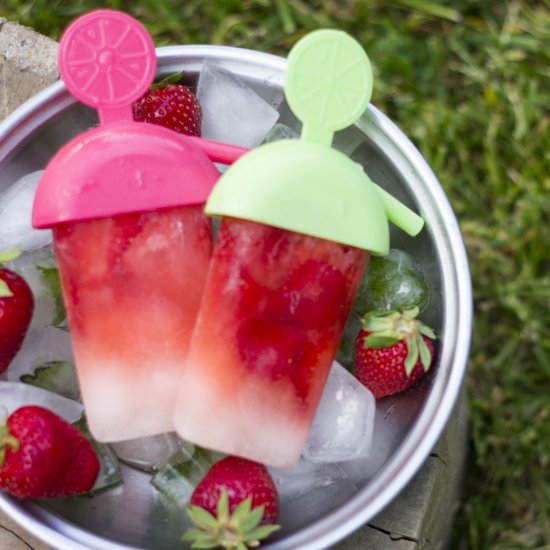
[33,9,246,229]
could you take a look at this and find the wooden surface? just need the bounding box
[0,19,469,549]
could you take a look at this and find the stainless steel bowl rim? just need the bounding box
[0,44,472,550]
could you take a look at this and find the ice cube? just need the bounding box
[0,171,52,252]
[268,459,348,501]
[151,445,220,506]
[302,361,375,463]
[74,416,123,494]
[197,63,280,148]
[7,326,75,388]
[111,433,187,473]
[0,381,83,421]
[6,248,65,329]
[263,123,299,143]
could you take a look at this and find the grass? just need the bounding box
[2,1,550,548]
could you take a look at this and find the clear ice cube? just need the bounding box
[111,433,187,473]
[7,326,75,385]
[0,171,52,252]
[302,361,375,463]
[151,445,219,506]
[0,380,83,421]
[197,63,280,148]
[269,459,358,532]
[268,459,348,501]
[263,123,299,143]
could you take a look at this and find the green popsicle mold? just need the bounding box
[205,29,424,253]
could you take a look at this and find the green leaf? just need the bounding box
[0,279,13,298]
[152,71,185,88]
[217,489,230,523]
[362,315,394,332]
[0,247,22,264]
[419,324,436,340]
[189,540,220,549]
[402,306,419,319]
[187,505,219,530]
[230,496,253,526]
[236,542,249,550]
[243,524,281,541]
[364,334,400,348]
[404,336,419,376]
[37,265,66,325]
[181,528,215,542]
[418,337,433,371]
[238,505,264,533]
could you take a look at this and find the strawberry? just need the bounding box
[236,318,318,400]
[183,456,280,549]
[0,406,99,499]
[132,72,201,136]
[355,307,436,398]
[0,249,34,374]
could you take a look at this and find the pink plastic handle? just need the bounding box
[58,9,156,125]
[186,136,250,165]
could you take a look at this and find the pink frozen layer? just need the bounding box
[174,218,368,467]
[54,206,212,442]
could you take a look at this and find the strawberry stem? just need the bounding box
[0,422,20,467]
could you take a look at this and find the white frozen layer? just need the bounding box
[0,171,52,252]
[303,361,375,463]
[197,63,280,148]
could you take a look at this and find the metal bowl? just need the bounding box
[0,45,472,549]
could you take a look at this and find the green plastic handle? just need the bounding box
[205,29,424,252]
[285,29,373,147]
[374,184,424,236]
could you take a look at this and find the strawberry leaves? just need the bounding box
[356,307,437,397]
[183,489,280,549]
[360,307,436,375]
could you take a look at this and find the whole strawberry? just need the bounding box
[0,406,99,499]
[0,250,34,373]
[355,307,436,398]
[183,456,280,549]
[133,73,201,136]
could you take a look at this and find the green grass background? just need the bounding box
[2,1,550,548]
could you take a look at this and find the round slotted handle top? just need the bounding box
[285,29,373,146]
[58,9,156,124]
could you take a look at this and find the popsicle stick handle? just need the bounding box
[373,184,424,237]
[186,136,250,165]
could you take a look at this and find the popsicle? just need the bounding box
[173,30,424,467]
[32,10,246,442]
